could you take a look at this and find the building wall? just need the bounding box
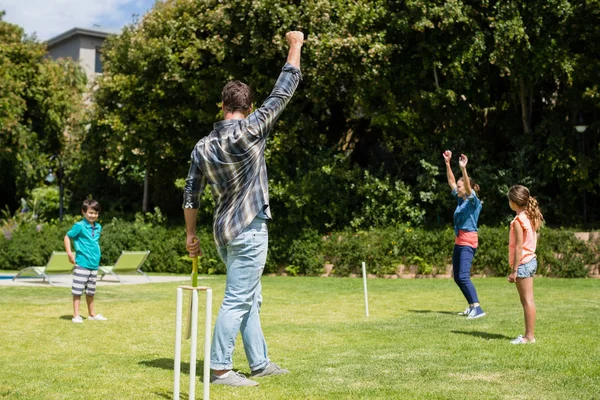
[78,35,106,81]
[47,34,107,83]
[47,37,80,63]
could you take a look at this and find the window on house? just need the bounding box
[95,48,103,74]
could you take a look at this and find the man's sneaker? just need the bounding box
[88,314,108,321]
[250,362,290,378]
[510,335,536,344]
[458,306,472,316]
[72,316,83,323]
[466,306,486,319]
[210,371,259,387]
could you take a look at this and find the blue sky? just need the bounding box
[1,0,158,40]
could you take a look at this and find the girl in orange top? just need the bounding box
[508,185,544,344]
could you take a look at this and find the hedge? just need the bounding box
[320,227,598,278]
[1,217,597,278]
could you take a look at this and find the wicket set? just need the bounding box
[174,286,212,399]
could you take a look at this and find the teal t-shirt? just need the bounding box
[66,220,102,270]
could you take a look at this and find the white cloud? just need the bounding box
[0,0,155,40]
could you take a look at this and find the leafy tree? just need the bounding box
[88,0,600,229]
[0,12,86,214]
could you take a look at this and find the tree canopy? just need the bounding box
[3,1,600,232]
[0,12,86,216]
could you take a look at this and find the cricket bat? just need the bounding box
[185,255,199,339]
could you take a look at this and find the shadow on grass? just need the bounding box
[408,309,456,315]
[451,330,512,340]
[59,315,73,320]
[153,389,206,400]
[140,358,209,381]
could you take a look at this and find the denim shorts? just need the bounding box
[517,258,537,278]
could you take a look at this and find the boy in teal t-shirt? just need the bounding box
[64,199,107,323]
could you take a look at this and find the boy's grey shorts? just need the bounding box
[72,266,98,296]
[517,258,537,278]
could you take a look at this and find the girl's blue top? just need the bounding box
[451,188,482,236]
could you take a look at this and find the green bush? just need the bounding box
[30,186,67,221]
[320,226,596,278]
[350,171,425,229]
[0,210,223,275]
[323,232,369,276]
[536,228,594,278]
[285,230,325,276]
[0,215,596,279]
[323,227,454,276]
[99,212,222,275]
[0,223,68,270]
[476,226,511,275]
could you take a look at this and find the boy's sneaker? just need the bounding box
[210,371,259,387]
[458,306,472,316]
[510,335,536,345]
[250,362,289,378]
[88,314,108,321]
[466,306,486,319]
[72,316,83,323]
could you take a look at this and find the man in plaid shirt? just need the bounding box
[184,31,304,387]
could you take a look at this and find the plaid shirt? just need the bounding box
[183,63,301,247]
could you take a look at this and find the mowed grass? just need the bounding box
[0,276,598,399]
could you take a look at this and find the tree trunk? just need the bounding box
[519,77,531,134]
[142,163,149,212]
[433,64,440,89]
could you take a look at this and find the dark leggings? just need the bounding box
[452,244,479,304]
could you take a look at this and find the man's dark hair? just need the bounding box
[222,80,253,113]
[82,199,101,212]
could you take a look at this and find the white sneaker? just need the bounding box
[458,306,472,316]
[510,335,535,344]
[72,316,83,323]
[88,314,108,321]
[466,306,486,319]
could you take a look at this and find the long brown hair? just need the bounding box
[458,177,480,194]
[508,185,544,231]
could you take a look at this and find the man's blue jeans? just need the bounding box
[211,216,270,371]
[452,244,480,304]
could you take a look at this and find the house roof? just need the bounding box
[46,27,115,48]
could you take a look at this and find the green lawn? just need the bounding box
[1,276,598,399]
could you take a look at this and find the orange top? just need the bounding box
[509,212,537,267]
[455,230,478,248]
